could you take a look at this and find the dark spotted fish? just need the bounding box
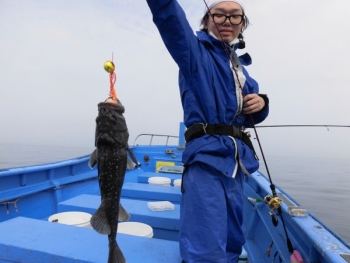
[89,100,130,263]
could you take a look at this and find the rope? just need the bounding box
[109,71,117,103]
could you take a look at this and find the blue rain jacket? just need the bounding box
[146,0,269,177]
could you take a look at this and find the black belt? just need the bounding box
[185,123,256,155]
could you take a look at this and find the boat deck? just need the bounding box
[122,182,182,203]
[58,194,180,241]
[0,217,181,263]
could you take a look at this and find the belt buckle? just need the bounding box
[231,126,236,137]
[232,126,241,138]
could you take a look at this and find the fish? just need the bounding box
[89,99,130,263]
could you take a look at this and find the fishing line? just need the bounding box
[256,124,350,129]
[202,0,294,253]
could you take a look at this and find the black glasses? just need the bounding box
[211,14,244,25]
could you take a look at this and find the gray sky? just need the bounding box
[1,0,350,159]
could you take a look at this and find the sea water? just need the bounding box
[0,143,349,243]
[258,155,350,244]
[0,143,93,169]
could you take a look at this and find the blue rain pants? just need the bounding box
[180,162,245,263]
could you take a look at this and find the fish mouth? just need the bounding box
[95,103,129,146]
[98,101,125,113]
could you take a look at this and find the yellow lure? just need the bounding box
[104,61,115,73]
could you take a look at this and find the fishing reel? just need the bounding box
[264,194,282,227]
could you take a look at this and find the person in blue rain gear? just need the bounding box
[146,0,269,262]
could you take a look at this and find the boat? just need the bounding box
[0,123,349,263]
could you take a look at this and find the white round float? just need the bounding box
[48,211,92,228]
[117,222,154,238]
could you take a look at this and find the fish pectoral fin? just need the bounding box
[91,200,111,235]
[108,242,126,263]
[89,149,98,168]
[126,156,136,170]
[118,203,131,221]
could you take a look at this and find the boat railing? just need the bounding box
[132,134,180,146]
[0,155,91,177]
[0,155,98,203]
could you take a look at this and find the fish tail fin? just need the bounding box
[118,203,131,221]
[108,242,126,263]
[91,199,111,235]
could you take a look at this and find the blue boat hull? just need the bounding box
[0,141,349,263]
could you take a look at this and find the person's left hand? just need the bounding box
[242,94,265,114]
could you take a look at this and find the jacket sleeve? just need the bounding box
[146,0,197,80]
[242,68,269,126]
[249,95,269,125]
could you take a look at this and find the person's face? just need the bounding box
[204,2,245,43]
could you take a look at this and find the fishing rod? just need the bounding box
[255,125,350,129]
[202,0,294,253]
